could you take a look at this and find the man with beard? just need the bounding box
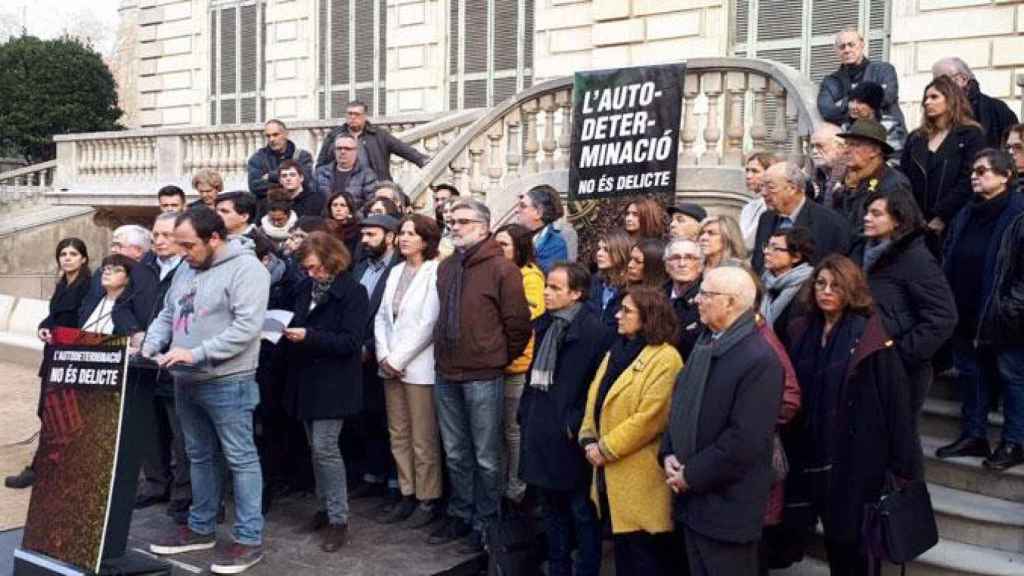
[347,215,403,504]
[144,207,270,575]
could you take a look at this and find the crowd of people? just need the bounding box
[5,31,1024,576]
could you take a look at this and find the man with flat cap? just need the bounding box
[668,201,707,241]
[833,118,912,234]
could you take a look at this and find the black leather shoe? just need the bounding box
[936,436,991,459]
[406,500,443,529]
[4,467,34,489]
[983,442,1024,471]
[427,516,471,546]
[379,496,417,524]
[455,530,485,555]
[136,491,170,509]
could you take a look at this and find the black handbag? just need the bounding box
[862,475,938,567]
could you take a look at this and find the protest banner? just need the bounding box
[20,333,129,574]
[569,63,686,201]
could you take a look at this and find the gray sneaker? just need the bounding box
[210,542,264,574]
[149,526,216,555]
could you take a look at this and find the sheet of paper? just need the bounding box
[261,309,294,344]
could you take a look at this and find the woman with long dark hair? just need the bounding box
[625,238,669,288]
[5,238,92,489]
[900,75,985,250]
[623,198,667,242]
[322,190,360,256]
[587,230,632,327]
[785,255,917,576]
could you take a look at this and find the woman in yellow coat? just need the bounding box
[580,285,683,575]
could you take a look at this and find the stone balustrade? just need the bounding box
[48,111,484,207]
[407,57,822,219]
[0,161,57,212]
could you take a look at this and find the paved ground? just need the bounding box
[0,361,40,532]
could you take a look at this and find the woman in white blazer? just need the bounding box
[374,214,444,526]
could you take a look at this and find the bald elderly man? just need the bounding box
[661,266,785,576]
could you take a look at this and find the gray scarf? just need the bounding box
[529,303,583,391]
[862,238,891,273]
[668,310,758,462]
[759,263,814,325]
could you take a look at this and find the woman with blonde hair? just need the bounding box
[697,215,747,269]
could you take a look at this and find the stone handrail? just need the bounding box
[0,160,57,211]
[407,57,824,217]
[48,111,483,206]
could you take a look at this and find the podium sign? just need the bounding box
[21,333,129,574]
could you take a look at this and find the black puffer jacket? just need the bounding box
[900,125,986,224]
[850,230,957,370]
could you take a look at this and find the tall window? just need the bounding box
[317,0,388,118]
[447,0,535,110]
[209,1,266,125]
[732,0,890,82]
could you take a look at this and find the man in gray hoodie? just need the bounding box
[143,207,270,575]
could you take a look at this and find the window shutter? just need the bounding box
[465,0,488,74]
[355,4,375,83]
[220,8,237,97]
[756,0,802,42]
[448,0,534,110]
[319,0,387,117]
[209,2,266,126]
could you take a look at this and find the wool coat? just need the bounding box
[579,343,683,534]
[283,271,369,420]
[518,307,612,492]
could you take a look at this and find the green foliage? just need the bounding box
[0,35,123,163]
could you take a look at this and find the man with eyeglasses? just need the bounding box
[933,58,1018,150]
[1004,124,1024,172]
[429,198,531,553]
[314,134,378,208]
[831,118,912,232]
[247,119,314,203]
[817,28,905,138]
[661,266,785,576]
[664,238,705,359]
[314,100,429,182]
[752,161,850,274]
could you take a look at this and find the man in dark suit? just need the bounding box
[661,266,785,575]
[752,161,851,274]
[348,214,402,505]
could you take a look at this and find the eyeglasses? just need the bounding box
[971,166,993,177]
[666,254,702,264]
[697,289,733,300]
[763,244,791,254]
[449,218,483,227]
[835,41,858,50]
[813,279,844,294]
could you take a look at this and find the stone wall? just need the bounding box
[890,0,1024,130]
[534,0,727,82]
[0,212,109,300]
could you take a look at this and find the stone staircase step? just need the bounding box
[921,398,1004,443]
[809,527,1024,576]
[923,436,1024,503]
[929,483,1024,553]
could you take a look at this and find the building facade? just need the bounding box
[121,0,1024,128]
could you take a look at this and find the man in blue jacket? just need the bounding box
[247,119,313,202]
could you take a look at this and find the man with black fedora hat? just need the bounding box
[834,118,912,234]
[668,201,708,241]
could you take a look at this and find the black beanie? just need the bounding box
[849,81,885,113]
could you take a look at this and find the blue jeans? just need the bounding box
[954,340,1024,444]
[176,374,264,545]
[304,419,348,525]
[434,375,503,530]
[540,487,602,576]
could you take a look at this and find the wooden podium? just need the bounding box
[12,332,171,576]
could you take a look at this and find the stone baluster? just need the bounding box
[486,120,505,192]
[749,75,769,152]
[680,73,700,167]
[556,89,572,170]
[701,72,723,165]
[98,140,110,179]
[468,135,486,200]
[769,80,788,152]
[522,99,540,174]
[785,95,802,157]
[131,138,143,179]
[391,155,405,184]
[505,108,522,179]
[77,143,88,178]
[724,72,747,166]
[540,94,557,171]
[449,149,469,195]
